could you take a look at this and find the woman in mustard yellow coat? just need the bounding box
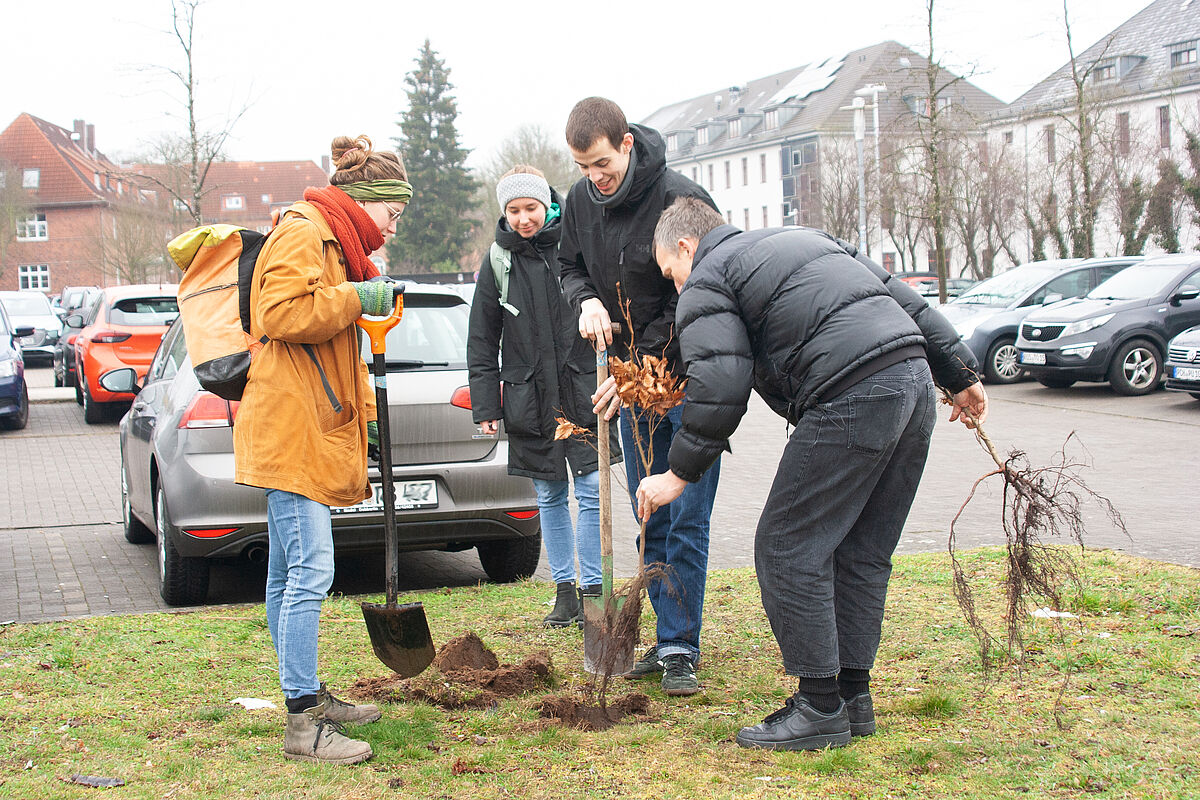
[233,135,410,765]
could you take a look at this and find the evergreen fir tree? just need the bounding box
[387,39,479,273]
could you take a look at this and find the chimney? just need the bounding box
[72,119,85,144]
[321,155,331,175]
[85,123,95,155]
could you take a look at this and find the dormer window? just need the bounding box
[22,168,39,189]
[1170,40,1197,68]
[666,133,677,152]
[728,118,741,138]
[765,109,778,129]
[1093,61,1116,82]
[697,127,709,145]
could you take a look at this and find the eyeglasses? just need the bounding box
[381,200,406,226]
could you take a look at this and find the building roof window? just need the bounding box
[728,118,741,138]
[765,109,778,129]
[1169,40,1197,68]
[666,133,677,152]
[1093,61,1116,82]
[22,168,39,189]
[697,127,709,145]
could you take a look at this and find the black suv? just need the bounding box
[1016,255,1200,395]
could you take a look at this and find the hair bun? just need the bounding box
[331,135,373,172]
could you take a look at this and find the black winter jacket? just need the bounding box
[667,225,980,482]
[467,194,621,481]
[559,123,718,376]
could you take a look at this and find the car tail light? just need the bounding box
[179,392,236,429]
[183,527,240,538]
[66,334,78,345]
[506,510,539,520]
[450,386,472,410]
[92,330,132,344]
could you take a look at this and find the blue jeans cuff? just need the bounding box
[656,643,700,662]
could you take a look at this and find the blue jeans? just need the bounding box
[264,488,335,699]
[755,359,936,677]
[620,401,720,662]
[534,470,601,587]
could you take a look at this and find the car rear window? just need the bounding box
[1,292,53,316]
[109,297,180,326]
[364,294,469,369]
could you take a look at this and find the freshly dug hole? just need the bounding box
[538,692,652,731]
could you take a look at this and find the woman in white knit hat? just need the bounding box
[467,165,621,627]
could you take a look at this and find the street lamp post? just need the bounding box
[855,83,887,262]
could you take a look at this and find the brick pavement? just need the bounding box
[2,366,1197,624]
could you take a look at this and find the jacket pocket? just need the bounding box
[500,363,540,437]
[563,359,599,424]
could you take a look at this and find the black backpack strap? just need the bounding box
[302,343,343,413]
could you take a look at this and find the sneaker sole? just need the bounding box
[663,684,701,697]
[735,730,852,751]
[332,710,382,725]
[849,720,875,737]
[623,667,664,680]
[283,748,374,765]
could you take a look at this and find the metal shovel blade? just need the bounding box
[582,595,636,676]
[361,600,436,678]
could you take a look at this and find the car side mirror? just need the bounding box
[54,308,68,321]
[99,368,141,394]
[13,326,34,338]
[65,314,84,329]
[1042,293,1064,305]
[1170,285,1200,305]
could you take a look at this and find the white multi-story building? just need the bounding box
[986,0,1200,263]
[641,40,1003,275]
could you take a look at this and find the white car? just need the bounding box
[0,290,63,365]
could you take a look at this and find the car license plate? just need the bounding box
[1173,366,1200,381]
[332,479,438,514]
[1020,351,1046,365]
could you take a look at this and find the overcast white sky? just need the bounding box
[2,0,1145,170]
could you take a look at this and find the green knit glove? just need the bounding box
[366,420,380,462]
[352,280,393,316]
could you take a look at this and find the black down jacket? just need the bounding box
[667,225,980,482]
[467,195,621,481]
[559,123,717,376]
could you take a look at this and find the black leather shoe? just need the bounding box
[736,695,851,751]
[845,692,875,737]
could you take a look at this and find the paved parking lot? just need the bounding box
[2,365,1197,624]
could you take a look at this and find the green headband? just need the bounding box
[339,179,414,204]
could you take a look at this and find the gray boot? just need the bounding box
[543,581,581,628]
[316,683,381,725]
[284,700,373,765]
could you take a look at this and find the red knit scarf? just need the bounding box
[302,185,383,281]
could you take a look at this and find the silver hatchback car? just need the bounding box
[115,283,541,605]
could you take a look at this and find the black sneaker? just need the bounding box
[660,653,700,696]
[735,695,851,751]
[623,645,664,680]
[845,692,875,737]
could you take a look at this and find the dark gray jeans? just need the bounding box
[755,358,937,678]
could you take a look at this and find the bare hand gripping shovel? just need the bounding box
[357,288,436,678]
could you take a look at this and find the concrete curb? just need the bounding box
[30,389,77,404]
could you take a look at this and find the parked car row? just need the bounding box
[0,300,32,430]
[0,290,62,366]
[113,282,542,605]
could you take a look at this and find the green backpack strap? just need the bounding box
[488,242,520,317]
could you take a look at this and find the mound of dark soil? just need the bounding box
[537,692,652,731]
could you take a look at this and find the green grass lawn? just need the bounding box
[1,548,1197,799]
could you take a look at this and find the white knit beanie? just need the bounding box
[496,172,551,211]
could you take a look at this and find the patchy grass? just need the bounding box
[1,548,1197,799]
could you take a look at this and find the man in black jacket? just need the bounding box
[560,97,721,696]
[631,198,988,750]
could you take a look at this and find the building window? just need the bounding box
[765,109,778,129]
[1117,111,1131,156]
[760,154,767,183]
[882,253,896,271]
[800,141,818,165]
[707,164,714,190]
[223,195,245,210]
[741,157,748,186]
[724,160,731,189]
[697,127,709,145]
[1170,41,1197,68]
[743,208,750,229]
[261,194,271,204]
[729,118,741,138]
[666,133,677,152]
[762,206,769,227]
[1158,106,1171,149]
[1044,125,1056,164]
[782,201,793,222]
[18,264,50,290]
[22,169,39,189]
[691,166,698,182]
[93,172,101,189]
[16,213,48,241]
[726,210,733,224]
[1093,61,1116,82]
[1003,131,1014,145]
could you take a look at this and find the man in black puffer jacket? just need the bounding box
[560,97,721,697]
[629,198,988,751]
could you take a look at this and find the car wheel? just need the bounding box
[1108,339,1162,396]
[984,338,1023,384]
[64,364,75,389]
[156,483,210,605]
[1036,376,1077,389]
[74,372,83,405]
[53,367,64,387]
[121,459,155,544]
[476,532,542,583]
[0,383,29,431]
[81,373,106,424]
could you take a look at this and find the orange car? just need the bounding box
[66,284,179,424]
